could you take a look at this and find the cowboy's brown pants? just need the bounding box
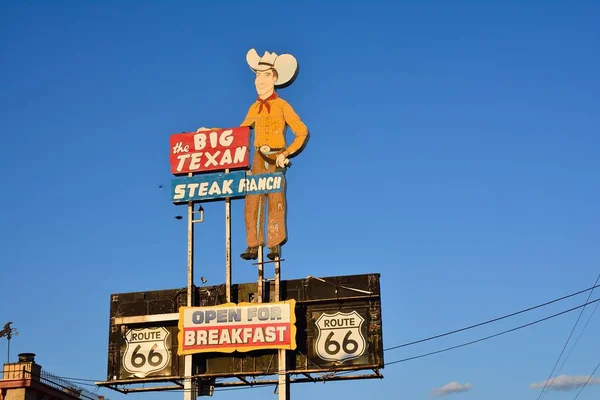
[244,151,286,248]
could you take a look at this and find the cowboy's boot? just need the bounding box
[267,245,280,260]
[240,246,258,260]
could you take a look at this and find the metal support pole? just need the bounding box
[277,348,289,399]
[274,259,280,301]
[184,183,196,400]
[187,200,194,306]
[225,169,232,303]
[257,246,264,303]
[275,257,289,399]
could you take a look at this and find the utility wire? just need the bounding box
[353,297,600,370]
[38,294,600,392]
[39,290,600,395]
[133,292,600,395]
[537,274,600,400]
[556,298,600,375]
[573,360,600,400]
[384,282,600,352]
[54,376,99,383]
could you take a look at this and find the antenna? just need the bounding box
[0,322,18,363]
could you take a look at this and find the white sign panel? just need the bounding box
[178,301,297,355]
[122,327,171,378]
[315,311,366,363]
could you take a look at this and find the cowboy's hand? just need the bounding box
[276,153,288,168]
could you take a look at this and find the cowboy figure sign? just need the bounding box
[198,49,309,261]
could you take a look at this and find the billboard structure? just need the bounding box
[97,273,383,394]
[98,48,385,399]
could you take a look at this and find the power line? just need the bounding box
[384,282,600,352]
[557,297,600,374]
[573,360,600,400]
[377,297,600,367]
[53,376,99,383]
[39,376,99,400]
[32,294,597,398]
[36,290,600,395]
[230,296,600,387]
[537,274,600,400]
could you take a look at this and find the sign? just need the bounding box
[171,170,285,204]
[99,274,383,392]
[170,127,250,174]
[237,49,310,260]
[315,311,366,363]
[122,327,171,378]
[178,301,297,355]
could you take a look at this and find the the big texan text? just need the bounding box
[169,128,250,174]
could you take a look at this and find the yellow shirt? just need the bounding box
[240,95,309,157]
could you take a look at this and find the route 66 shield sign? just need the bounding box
[315,311,366,363]
[122,327,171,378]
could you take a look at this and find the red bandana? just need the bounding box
[257,92,278,114]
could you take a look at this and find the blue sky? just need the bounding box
[1,1,599,399]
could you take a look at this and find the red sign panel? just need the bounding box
[178,301,297,355]
[169,127,250,175]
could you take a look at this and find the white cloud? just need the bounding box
[432,382,473,397]
[530,375,600,391]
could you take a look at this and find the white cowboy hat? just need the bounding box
[246,48,298,87]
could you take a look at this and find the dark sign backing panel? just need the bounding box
[101,273,384,391]
[107,290,186,382]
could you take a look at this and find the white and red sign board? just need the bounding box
[177,301,297,355]
[170,127,250,175]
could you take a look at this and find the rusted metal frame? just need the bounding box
[299,294,380,304]
[103,385,127,394]
[118,385,185,393]
[301,373,315,382]
[190,363,383,379]
[320,371,337,380]
[95,375,183,386]
[99,367,383,393]
[294,348,327,372]
[111,313,179,325]
[305,276,373,295]
[211,372,383,388]
[328,366,383,379]
[265,353,276,373]
[236,376,251,385]
[309,372,383,383]
[110,276,380,322]
[252,258,286,265]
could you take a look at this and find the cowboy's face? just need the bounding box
[255,69,277,96]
